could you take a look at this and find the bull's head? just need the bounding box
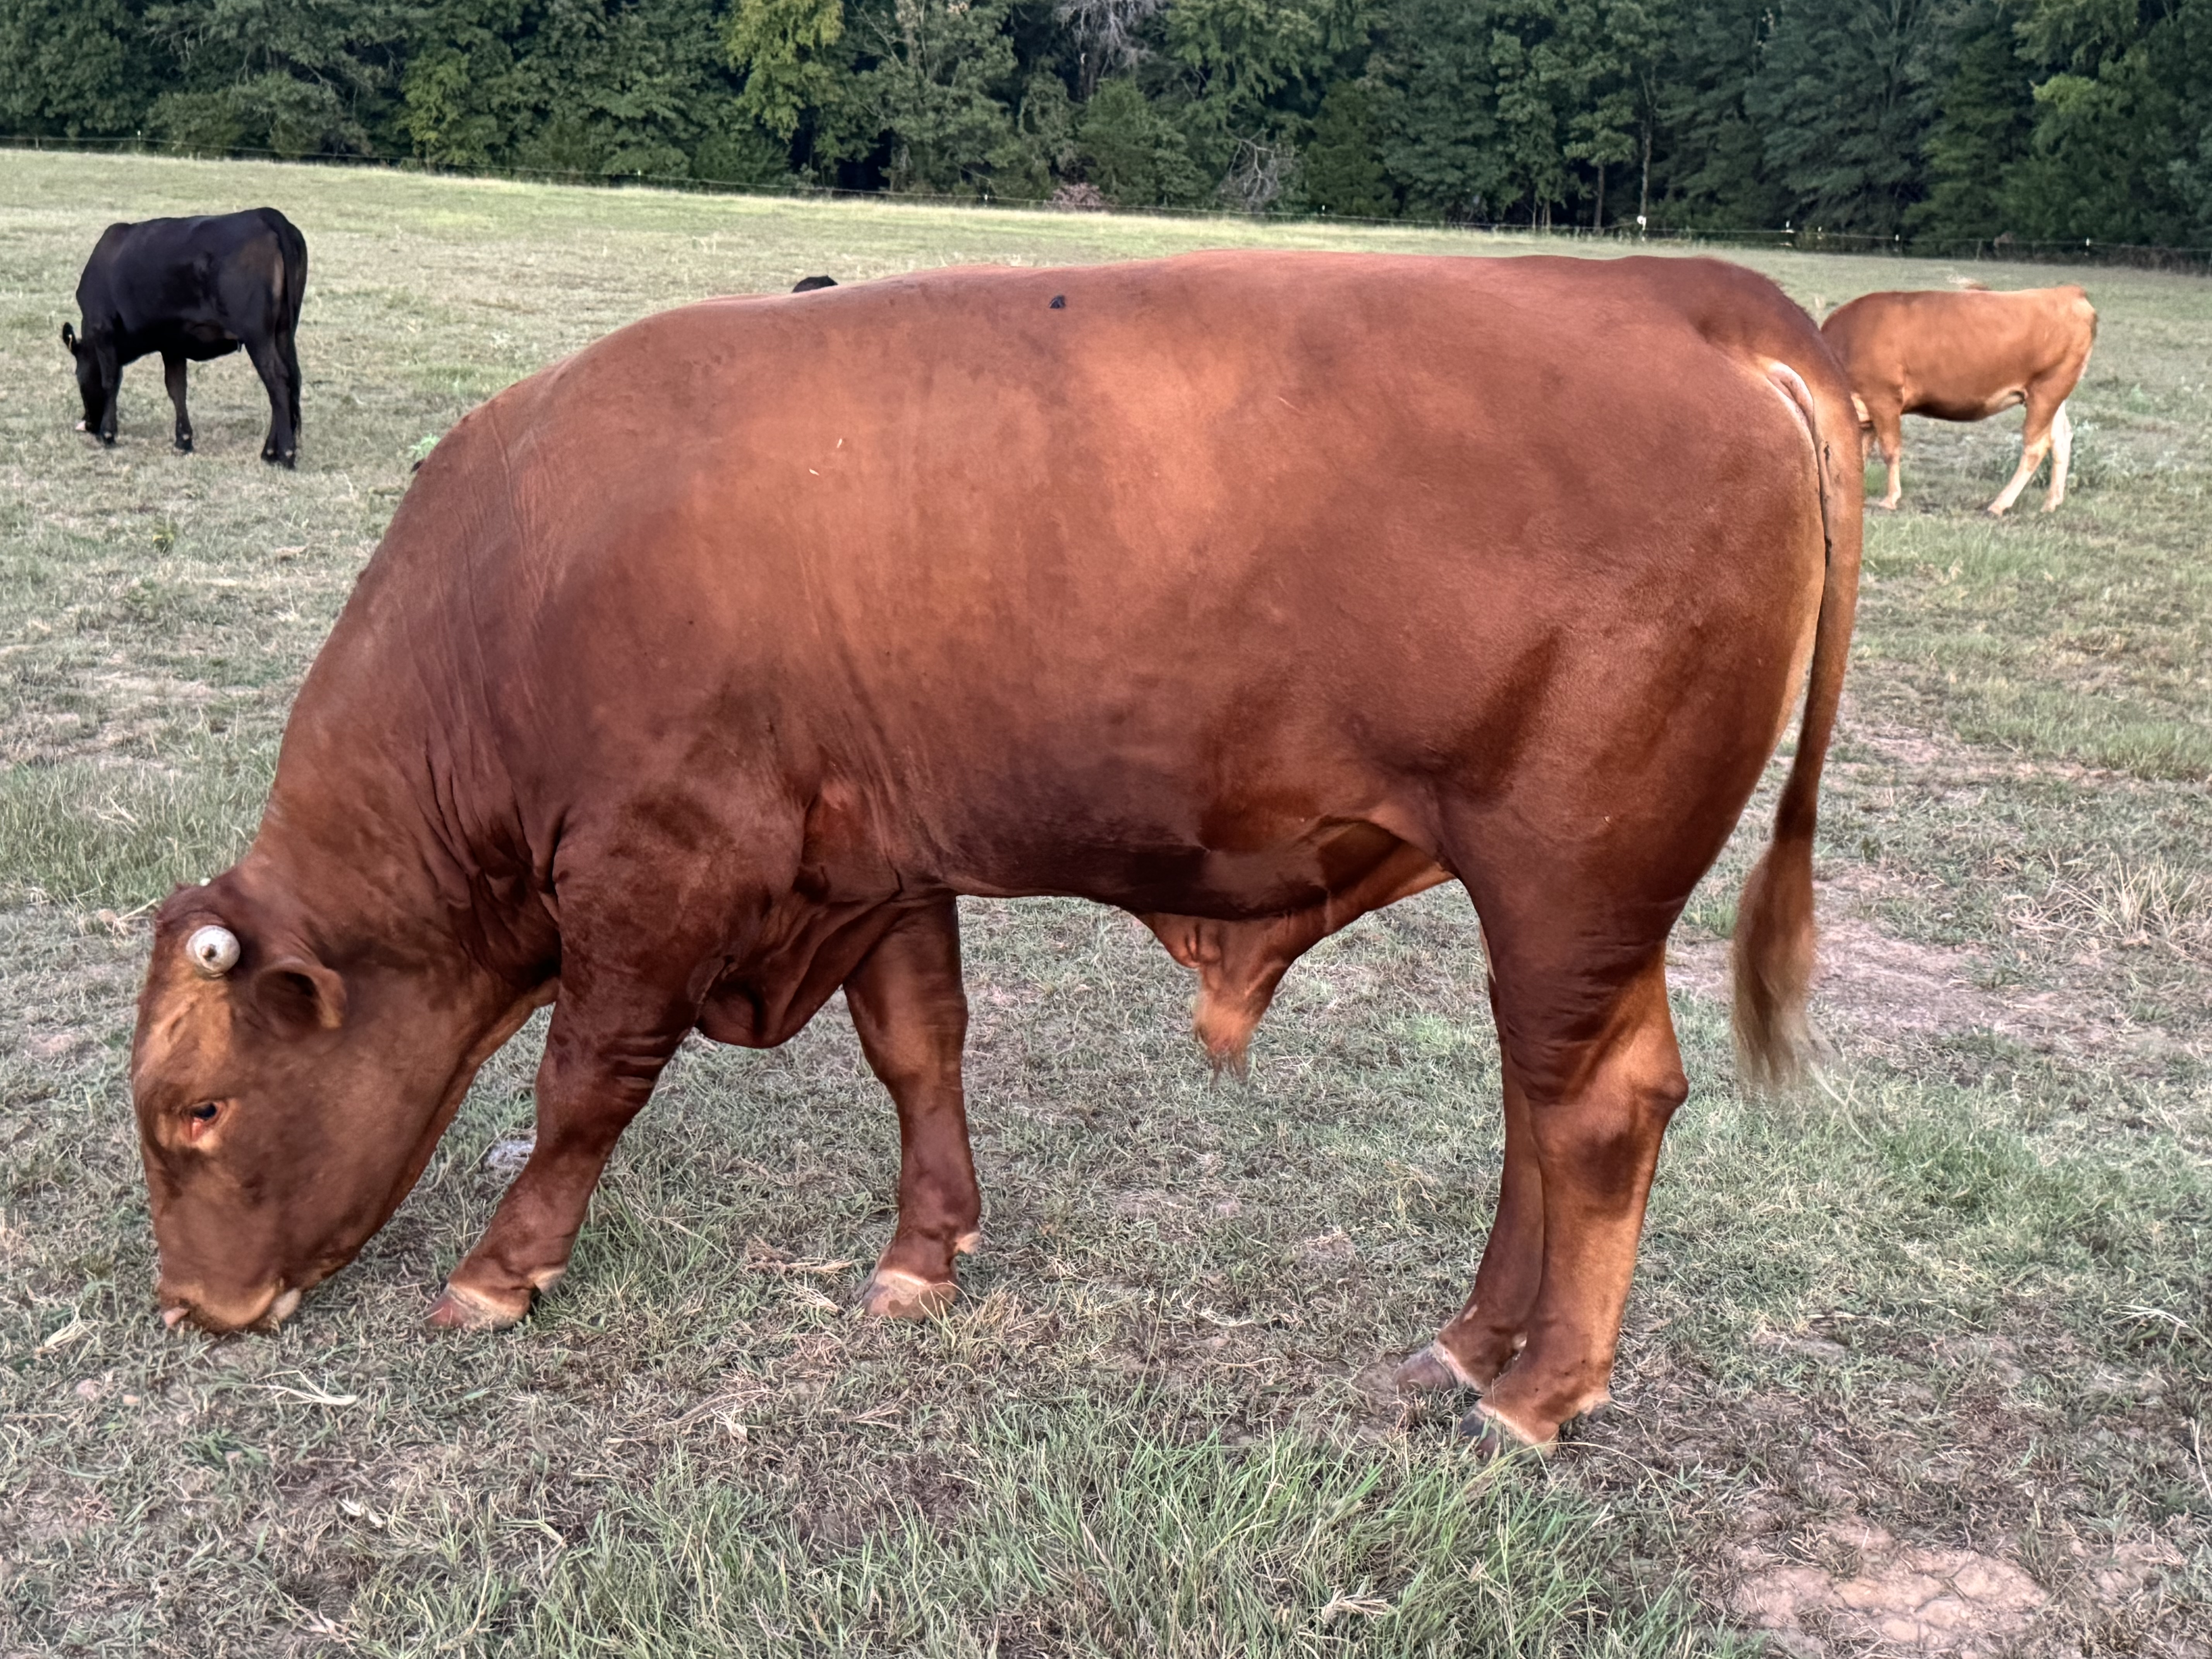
[131,867,532,1333]
[60,322,101,434]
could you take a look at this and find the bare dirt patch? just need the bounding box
[1670,895,2181,1061]
[1735,1518,2047,1656]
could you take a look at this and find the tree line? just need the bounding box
[5,0,2209,245]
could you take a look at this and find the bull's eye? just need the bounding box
[189,1102,220,1122]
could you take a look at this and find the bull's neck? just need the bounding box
[252,673,554,994]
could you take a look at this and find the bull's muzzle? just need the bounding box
[158,1281,301,1333]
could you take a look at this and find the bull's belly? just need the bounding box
[927,812,1436,920]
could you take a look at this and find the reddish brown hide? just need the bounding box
[130,251,1861,1452]
[1820,285,2096,515]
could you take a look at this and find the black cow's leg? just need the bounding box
[246,335,295,467]
[845,896,980,1318]
[162,352,192,453]
[278,327,303,445]
[94,343,121,446]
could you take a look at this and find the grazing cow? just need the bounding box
[62,208,308,466]
[792,275,839,292]
[129,252,1860,1454]
[1820,285,2095,515]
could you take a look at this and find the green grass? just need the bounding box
[3,152,2209,1656]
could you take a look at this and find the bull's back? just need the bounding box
[367,253,1839,906]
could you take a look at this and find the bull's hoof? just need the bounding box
[1394,1342,1475,1394]
[174,437,192,453]
[74,419,88,433]
[426,1280,530,1331]
[1456,1403,1549,1459]
[1984,505,2009,519]
[855,1267,957,1320]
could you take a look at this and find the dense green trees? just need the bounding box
[5,0,2209,243]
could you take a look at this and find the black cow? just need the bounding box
[62,208,308,467]
[792,275,838,292]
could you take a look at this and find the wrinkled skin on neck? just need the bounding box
[131,858,539,1333]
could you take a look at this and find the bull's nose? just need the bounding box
[157,1281,289,1333]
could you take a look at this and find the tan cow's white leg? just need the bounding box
[1868,410,1904,511]
[1986,417,2054,516]
[2041,402,2073,512]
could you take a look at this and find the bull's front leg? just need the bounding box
[429,989,686,1329]
[845,896,981,1319]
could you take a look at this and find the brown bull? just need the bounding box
[131,252,1861,1452]
[1820,284,2096,515]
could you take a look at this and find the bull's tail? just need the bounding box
[1731,361,1863,1093]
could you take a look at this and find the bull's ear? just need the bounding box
[61,323,77,354]
[251,954,347,1034]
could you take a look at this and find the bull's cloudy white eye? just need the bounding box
[186,925,240,977]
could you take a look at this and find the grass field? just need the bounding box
[2,151,2209,1657]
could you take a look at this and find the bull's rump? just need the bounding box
[368,252,1831,917]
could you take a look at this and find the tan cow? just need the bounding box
[129,252,1862,1454]
[1821,284,2096,515]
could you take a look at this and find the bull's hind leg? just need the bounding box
[161,352,192,452]
[846,897,982,1319]
[1412,945,1686,1450]
[1396,989,1544,1392]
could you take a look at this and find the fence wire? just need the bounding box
[7,133,2207,274]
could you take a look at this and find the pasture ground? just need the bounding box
[2,152,2209,1657]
